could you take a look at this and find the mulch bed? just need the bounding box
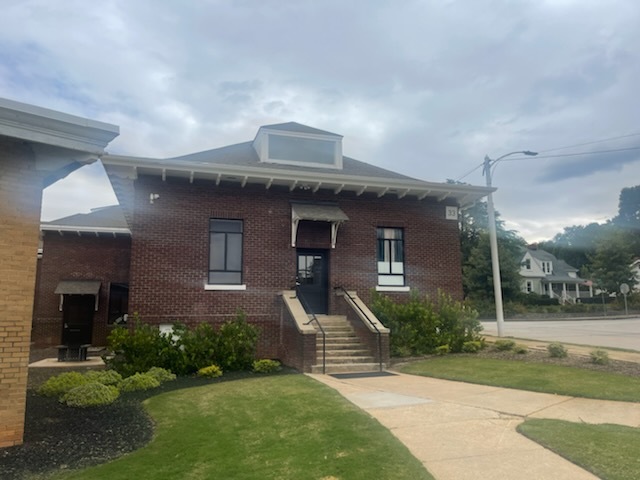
[1,350,259,480]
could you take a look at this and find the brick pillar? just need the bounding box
[0,139,43,448]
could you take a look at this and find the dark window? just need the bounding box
[376,227,405,286]
[108,283,129,324]
[209,219,243,284]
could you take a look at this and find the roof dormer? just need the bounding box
[252,122,343,170]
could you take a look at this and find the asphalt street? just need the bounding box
[480,317,640,351]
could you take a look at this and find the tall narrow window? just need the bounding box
[107,283,129,324]
[377,227,405,286]
[209,219,243,284]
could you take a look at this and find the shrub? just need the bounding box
[61,382,119,408]
[197,364,223,378]
[105,315,173,377]
[372,290,482,356]
[461,341,482,353]
[119,373,161,392]
[105,311,260,376]
[590,349,610,365]
[217,311,259,371]
[83,370,123,386]
[252,359,282,373]
[547,342,568,358]
[146,367,176,383]
[493,339,516,351]
[513,344,528,354]
[435,345,450,355]
[38,372,89,398]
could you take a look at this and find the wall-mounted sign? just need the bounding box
[445,206,458,220]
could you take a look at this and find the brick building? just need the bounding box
[98,123,491,372]
[0,98,118,448]
[32,206,131,347]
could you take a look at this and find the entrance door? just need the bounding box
[62,295,95,345]
[296,249,328,314]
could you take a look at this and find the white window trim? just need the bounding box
[204,284,247,291]
[375,285,411,292]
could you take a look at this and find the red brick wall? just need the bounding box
[0,139,43,447]
[128,176,463,359]
[32,233,131,346]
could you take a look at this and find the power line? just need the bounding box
[538,131,640,153]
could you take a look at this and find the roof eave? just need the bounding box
[102,154,494,205]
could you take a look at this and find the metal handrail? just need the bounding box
[295,287,326,374]
[335,287,383,372]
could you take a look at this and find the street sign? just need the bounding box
[620,283,630,295]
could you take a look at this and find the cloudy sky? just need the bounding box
[2,0,639,241]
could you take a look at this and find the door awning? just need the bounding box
[55,280,101,295]
[291,203,349,249]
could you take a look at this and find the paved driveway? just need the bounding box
[481,317,640,351]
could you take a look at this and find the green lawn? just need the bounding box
[518,419,640,480]
[56,374,433,480]
[400,357,640,402]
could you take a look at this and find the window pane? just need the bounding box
[226,233,242,271]
[209,271,241,284]
[268,134,334,165]
[210,233,226,270]
[210,219,242,233]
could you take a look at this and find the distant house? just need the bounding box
[631,258,640,292]
[520,247,593,302]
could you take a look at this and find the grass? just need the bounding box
[54,374,433,480]
[399,357,640,402]
[518,419,640,480]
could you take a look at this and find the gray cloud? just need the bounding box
[2,0,640,241]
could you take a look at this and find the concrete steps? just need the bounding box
[310,315,385,374]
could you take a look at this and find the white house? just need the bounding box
[520,247,593,303]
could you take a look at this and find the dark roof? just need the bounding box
[168,141,415,181]
[526,248,584,282]
[528,249,556,262]
[260,122,342,137]
[42,205,128,230]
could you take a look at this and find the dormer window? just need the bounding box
[253,122,343,170]
[541,261,552,274]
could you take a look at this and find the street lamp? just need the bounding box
[483,150,538,337]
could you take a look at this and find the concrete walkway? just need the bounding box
[309,372,640,480]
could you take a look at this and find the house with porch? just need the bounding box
[96,122,491,372]
[520,247,593,302]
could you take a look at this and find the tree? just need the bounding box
[459,200,526,301]
[538,223,610,272]
[585,230,635,294]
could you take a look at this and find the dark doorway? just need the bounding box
[62,295,95,345]
[296,249,329,314]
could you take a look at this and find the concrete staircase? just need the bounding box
[310,315,384,374]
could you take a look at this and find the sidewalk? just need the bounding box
[309,372,640,480]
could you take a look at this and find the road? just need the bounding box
[480,317,640,351]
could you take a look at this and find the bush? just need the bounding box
[105,311,259,376]
[547,342,568,358]
[38,372,89,398]
[146,367,176,383]
[590,349,610,365]
[61,382,119,408]
[461,341,482,353]
[252,359,282,373]
[119,373,161,392]
[217,311,259,371]
[493,339,516,351]
[513,344,528,354]
[105,315,172,377]
[197,365,223,378]
[83,370,123,386]
[372,290,482,356]
[435,345,450,355]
